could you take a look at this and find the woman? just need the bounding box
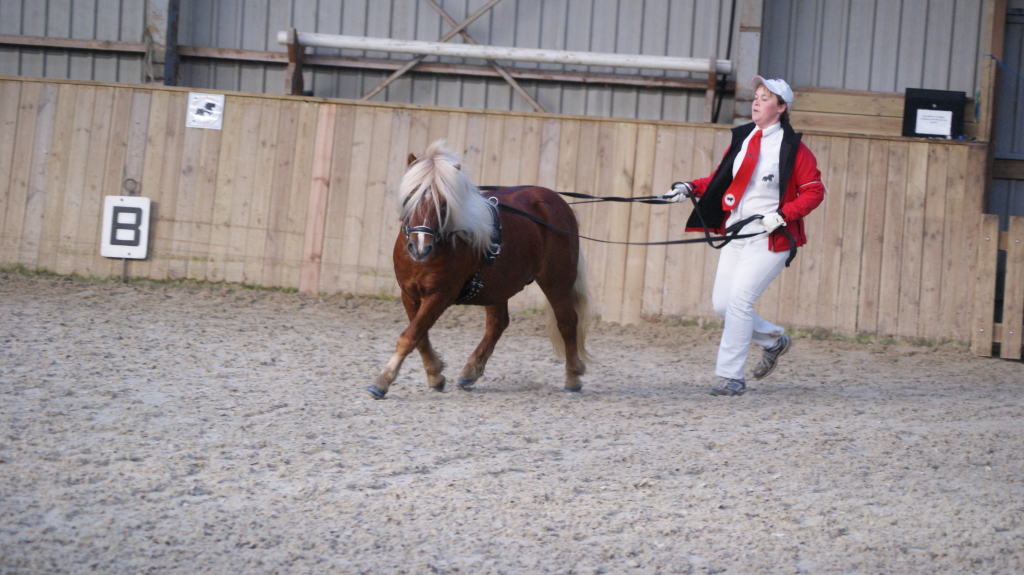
[664,76,825,396]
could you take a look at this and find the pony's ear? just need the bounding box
[453,163,461,171]
[407,153,417,166]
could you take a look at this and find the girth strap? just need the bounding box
[455,198,502,305]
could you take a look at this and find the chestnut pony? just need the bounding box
[365,140,591,399]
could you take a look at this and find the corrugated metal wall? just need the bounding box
[0,0,147,83]
[760,0,986,96]
[995,10,1024,160]
[992,8,1024,232]
[0,0,999,121]
[176,0,735,123]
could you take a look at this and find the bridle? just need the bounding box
[401,221,452,241]
[401,187,454,242]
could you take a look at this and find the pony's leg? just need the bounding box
[537,282,587,392]
[416,334,447,391]
[549,299,585,392]
[399,293,447,391]
[366,295,449,400]
[457,302,509,390]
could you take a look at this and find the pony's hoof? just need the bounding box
[563,386,582,393]
[364,385,387,400]
[457,377,476,390]
[430,383,445,392]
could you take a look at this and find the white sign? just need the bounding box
[186,92,225,130]
[915,109,953,137]
[101,196,151,259]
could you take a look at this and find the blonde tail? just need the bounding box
[546,248,591,363]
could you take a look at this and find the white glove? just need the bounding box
[663,182,694,203]
[762,210,787,233]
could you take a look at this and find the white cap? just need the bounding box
[752,76,793,105]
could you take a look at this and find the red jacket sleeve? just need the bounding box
[779,142,825,221]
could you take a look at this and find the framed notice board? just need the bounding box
[902,88,966,139]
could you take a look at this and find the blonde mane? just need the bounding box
[398,140,494,256]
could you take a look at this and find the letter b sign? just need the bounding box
[101,196,151,259]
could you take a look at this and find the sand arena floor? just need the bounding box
[1,272,1022,574]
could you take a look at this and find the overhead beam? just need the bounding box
[0,35,735,92]
[278,32,733,75]
[0,34,146,53]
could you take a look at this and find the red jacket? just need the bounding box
[685,122,825,252]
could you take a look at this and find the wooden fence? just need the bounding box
[973,215,1024,359]
[0,76,1010,347]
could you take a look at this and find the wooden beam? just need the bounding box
[994,159,1024,179]
[0,34,146,53]
[303,54,727,90]
[704,54,717,123]
[789,110,904,137]
[0,34,735,92]
[179,46,724,89]
[1001,216,1024,359]
[178,45,287,63]
[732,0,764,123]
[971,214,1001,356]
[979,0,1007,143]
[284,28,304,96]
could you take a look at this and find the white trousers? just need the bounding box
[711,233,788,380]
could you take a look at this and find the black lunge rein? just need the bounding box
[478,186,798,267]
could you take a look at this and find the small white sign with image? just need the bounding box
[101,195,151,259]
[186,92,225,130]
[915,109,953,137]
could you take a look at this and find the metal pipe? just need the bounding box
[277,32,733,75]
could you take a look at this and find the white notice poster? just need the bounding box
[915,109,953,137]
[186,92,225,130]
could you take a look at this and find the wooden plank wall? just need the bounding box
[0,76,995,344]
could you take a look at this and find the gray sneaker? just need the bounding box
[752,334,791,380]
[710,378,746,396]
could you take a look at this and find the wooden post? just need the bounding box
[285,28,304,96]
[704,54,717,123]
[971,214,1000,356]
[1001,216,1024,359]
[732,0,765,124]
[979,0,1007,144]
